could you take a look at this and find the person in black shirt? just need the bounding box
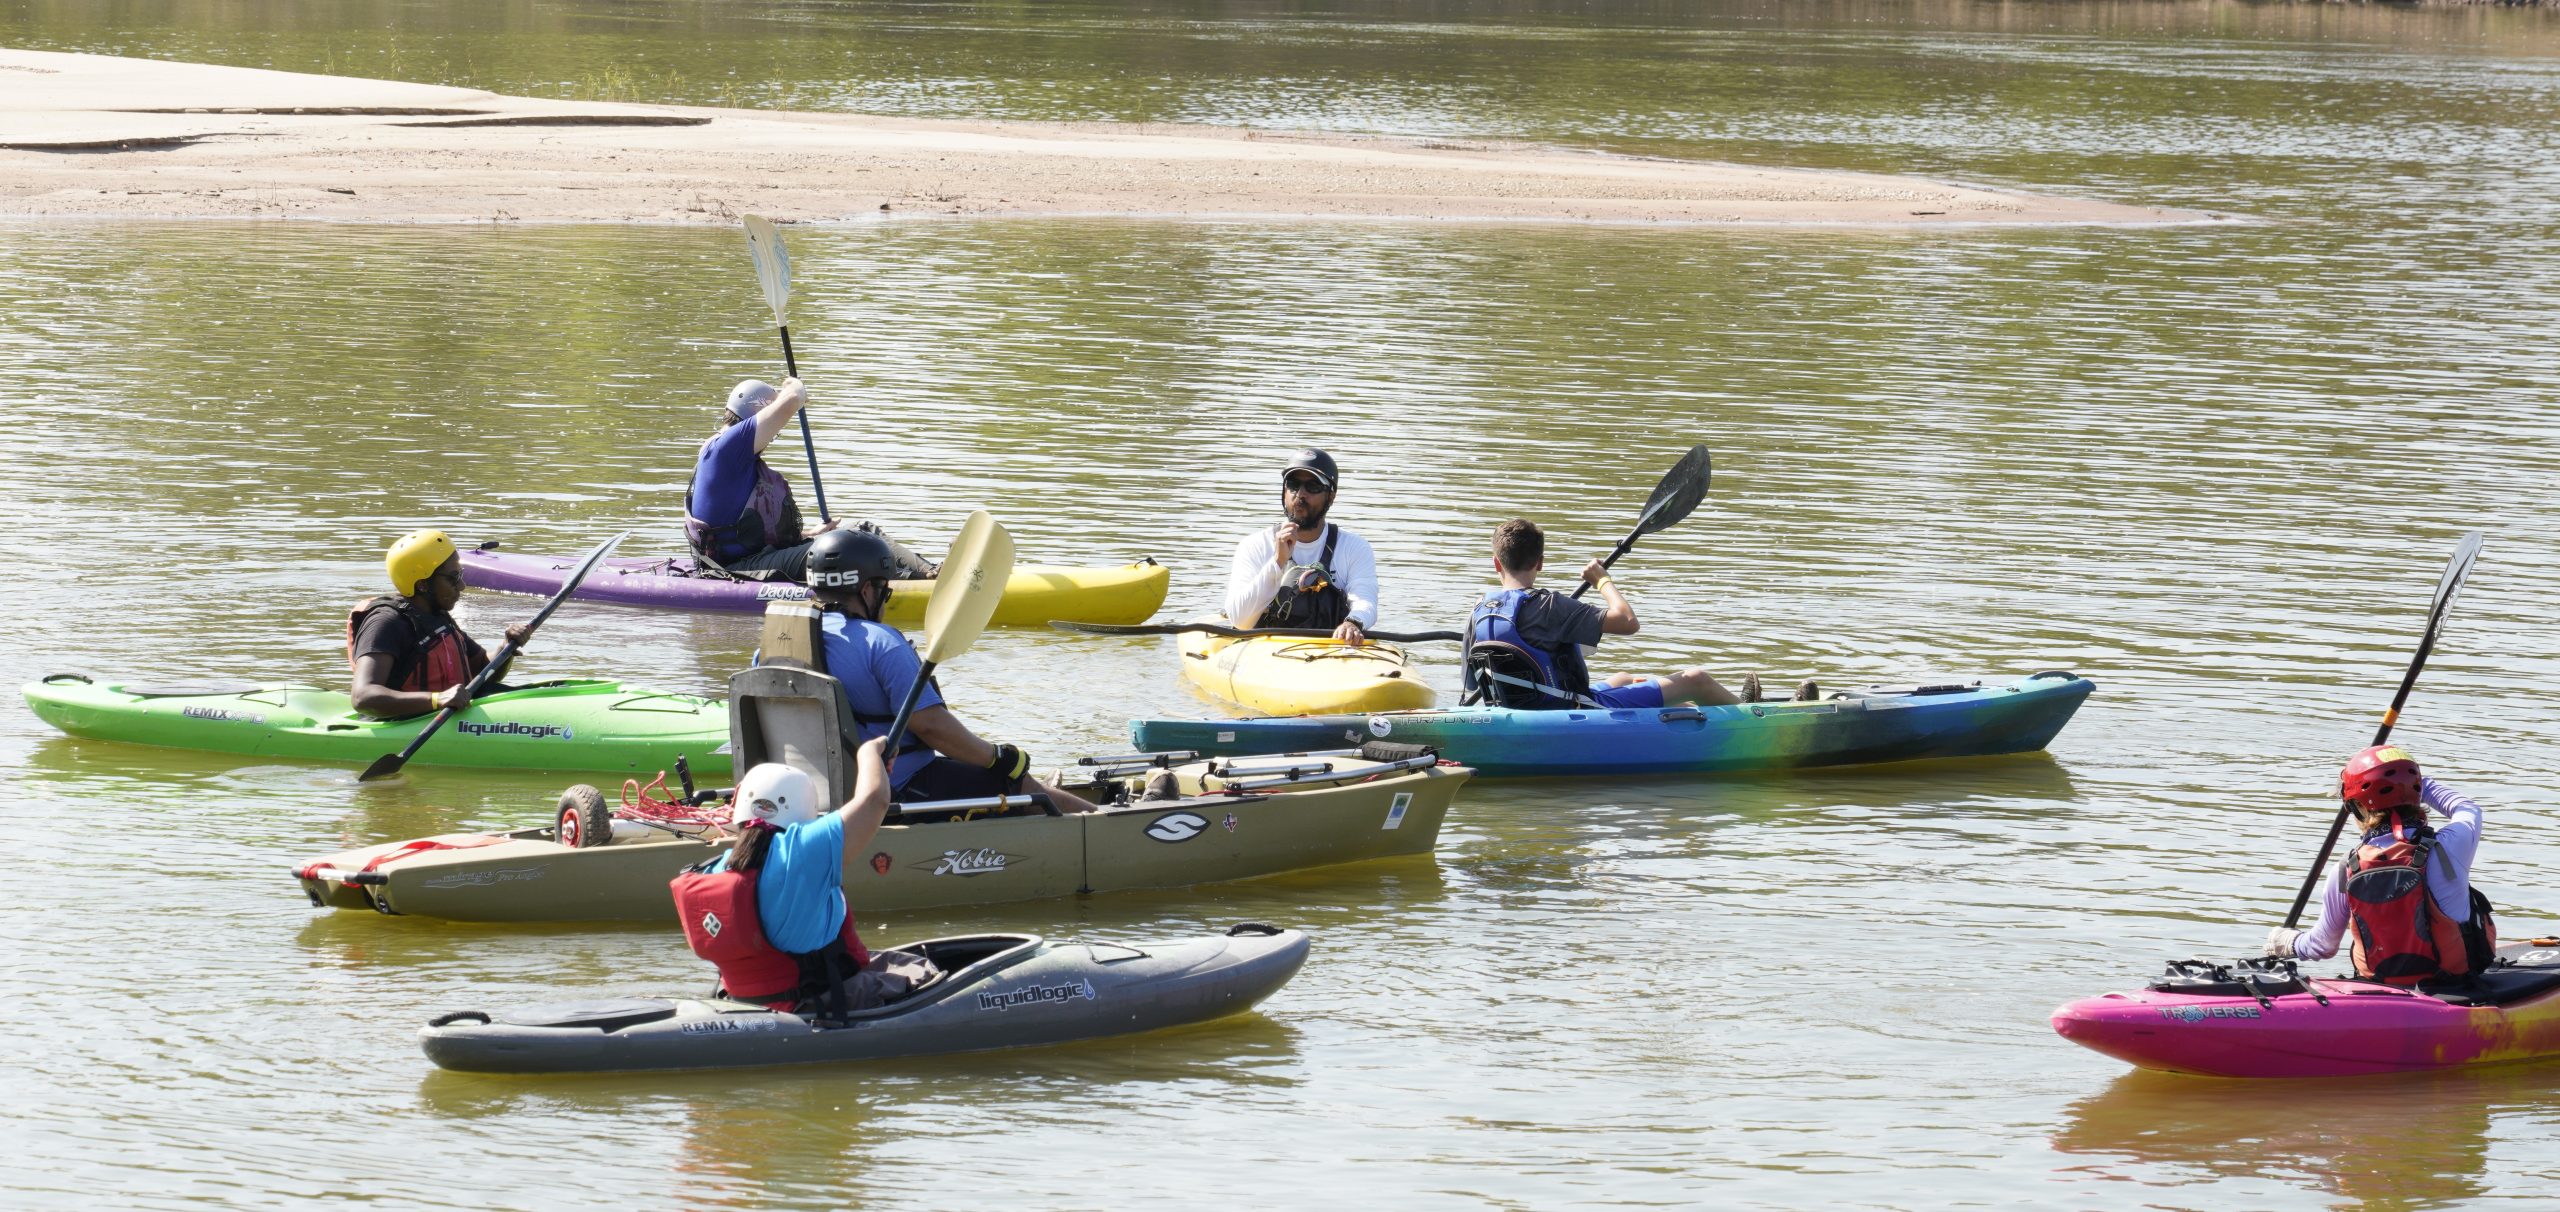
[347,529,532,720]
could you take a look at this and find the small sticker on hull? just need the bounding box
[1145,812,1210,843]
[1368,716,1392,738]
[1383,792,1411,830]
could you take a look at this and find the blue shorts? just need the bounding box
[1591,680,1666,710]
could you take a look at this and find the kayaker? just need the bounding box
[1463,518,1784,709]
[1222,448,1377,646]
[797,528,1101,813]
[2265,745,2497,985]
[685,377,936,582]
[673,742,939,1016]
[348,529,530,720]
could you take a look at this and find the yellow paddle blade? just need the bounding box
[920,510,1015,663]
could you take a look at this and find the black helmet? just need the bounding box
[1284,448,1339,493]
[806,529,904,589]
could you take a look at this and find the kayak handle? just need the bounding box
[1226,922,1284,937]
[427,1010,491,1027]
[41,672,93,685]
[2030,670,2080,681]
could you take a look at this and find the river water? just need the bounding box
[6,1,2560,1207]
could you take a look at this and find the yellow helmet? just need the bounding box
[386,529,459,596]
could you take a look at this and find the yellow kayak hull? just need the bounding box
[880,560,1168,628]
[1179,621,1437,715]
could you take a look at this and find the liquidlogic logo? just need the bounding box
[975,978,1098,1013]
[2159,1004,2262,1023]
[455,721,573,740]
[180,706,264,724]
[919,847,1013,876]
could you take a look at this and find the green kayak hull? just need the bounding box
[23,674,729,777]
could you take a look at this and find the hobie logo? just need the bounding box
[922,848,1012,876]
[1145,811,1210,843]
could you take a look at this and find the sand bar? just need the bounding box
[0,48,2214,227]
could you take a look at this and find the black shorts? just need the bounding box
[894,756,1022,804]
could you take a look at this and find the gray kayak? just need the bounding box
[419,925,1309,1074]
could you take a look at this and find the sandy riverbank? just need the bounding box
[0,48,2217,227]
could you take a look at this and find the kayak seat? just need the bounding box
[727,663,858,812]
[2421,965,2560,1008]
[1464,642,1567,710]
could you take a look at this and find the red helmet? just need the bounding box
[2340,745,2422,812]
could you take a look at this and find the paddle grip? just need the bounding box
[1568,537,1638,601]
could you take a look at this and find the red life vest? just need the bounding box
[2344,818,2487,986]
[345,597,485,694]
[671,853,868,1010]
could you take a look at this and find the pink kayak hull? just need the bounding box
[2052,979,2560,1078]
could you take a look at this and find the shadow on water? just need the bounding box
[2052,1064,2560,1210]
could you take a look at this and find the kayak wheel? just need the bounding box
[556,784,613,849]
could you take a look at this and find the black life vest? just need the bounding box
[1262,524,1349,629]
[345,596,486,695]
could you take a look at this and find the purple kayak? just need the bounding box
[461,546,1168,626]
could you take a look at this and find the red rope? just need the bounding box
[619,772,727,830]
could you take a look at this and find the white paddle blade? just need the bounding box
[920,510,1016,664]
[742,215,793,324]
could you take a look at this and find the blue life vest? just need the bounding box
[1465,588,1586,709]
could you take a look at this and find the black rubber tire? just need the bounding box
[555,784,612,849]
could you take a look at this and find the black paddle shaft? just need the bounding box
[774,325,831,524]
[2280,532,2483,928]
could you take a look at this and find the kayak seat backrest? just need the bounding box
[821,936,1043,1025]
[2421,965,2560,1008]
[756,600,823,671]
[726,665,855,810]
[1465,640,1562,710]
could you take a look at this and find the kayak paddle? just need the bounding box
[2280,530,2484,928]
[877,510,1017,758]
[357,531,628,782]
[1050,620,1463,643]
[742,214,831,523]
[1571,444,1712,600]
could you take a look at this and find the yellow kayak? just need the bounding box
[1178,618,1437,715]
[881,561,1168,628]
[463,549,1168,626]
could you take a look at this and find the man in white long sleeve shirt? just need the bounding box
[2266,746,2494,985]
[1222,449,1378,646]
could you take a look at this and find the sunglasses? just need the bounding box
[1284,477,1331,495]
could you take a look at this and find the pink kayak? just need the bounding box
[461,545,1168,625]
[2052,941,2560,1078]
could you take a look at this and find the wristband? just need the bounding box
[985,742,1029,781]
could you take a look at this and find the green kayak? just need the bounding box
[23,674,729,777]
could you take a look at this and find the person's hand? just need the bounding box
[1333,619,1367,647]
[434,685,472,714]
[503,623,533,648]
[776,376,806,403]
[1581,559,1611,588]
[1271,520,1298,567]
[810,518,841,537]
[2264,926,2301,958]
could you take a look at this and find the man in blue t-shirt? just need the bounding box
[802,528,1099,813]
[683,377,937,582]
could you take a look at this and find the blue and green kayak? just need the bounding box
[23,674,729,777]
[1129,672,2093,777]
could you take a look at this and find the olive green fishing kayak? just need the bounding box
[23,674,729,777]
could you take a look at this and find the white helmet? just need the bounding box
[730,763,821,829]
